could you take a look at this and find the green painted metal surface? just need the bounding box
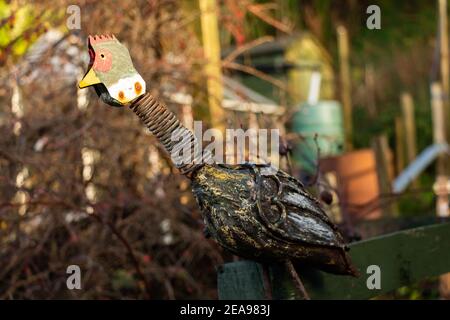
[217,262,268,300]
[292,101,345,173]
[217,222,450,299]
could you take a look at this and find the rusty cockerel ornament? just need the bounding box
[79,35,359,299]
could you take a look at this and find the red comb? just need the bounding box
[88,34,117,45]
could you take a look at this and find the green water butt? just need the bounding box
[292,100,345,173]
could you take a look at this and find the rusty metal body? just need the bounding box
[192,164,357,276]
[130,93,358,277]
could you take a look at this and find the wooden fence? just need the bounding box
[218,221,450,299]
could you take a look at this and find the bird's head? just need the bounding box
[78,35,146,107]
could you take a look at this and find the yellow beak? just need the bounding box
[78,68,101,88]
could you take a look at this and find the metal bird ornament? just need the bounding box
[79,35,359,298]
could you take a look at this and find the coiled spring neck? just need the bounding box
[129,93,208,177]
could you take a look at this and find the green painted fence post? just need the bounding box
[218,222,450,299]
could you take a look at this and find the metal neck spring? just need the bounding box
[129,93,207,176]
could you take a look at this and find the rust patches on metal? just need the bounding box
[192,164,359,276]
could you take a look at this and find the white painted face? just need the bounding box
[106,73,146,104]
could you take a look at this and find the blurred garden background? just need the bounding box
[0,0,449,299]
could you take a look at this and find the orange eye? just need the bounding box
[118,91,125,100]
[134,82,142,94]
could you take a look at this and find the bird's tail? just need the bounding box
[342,250,360,277]
[294,246,360,277]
